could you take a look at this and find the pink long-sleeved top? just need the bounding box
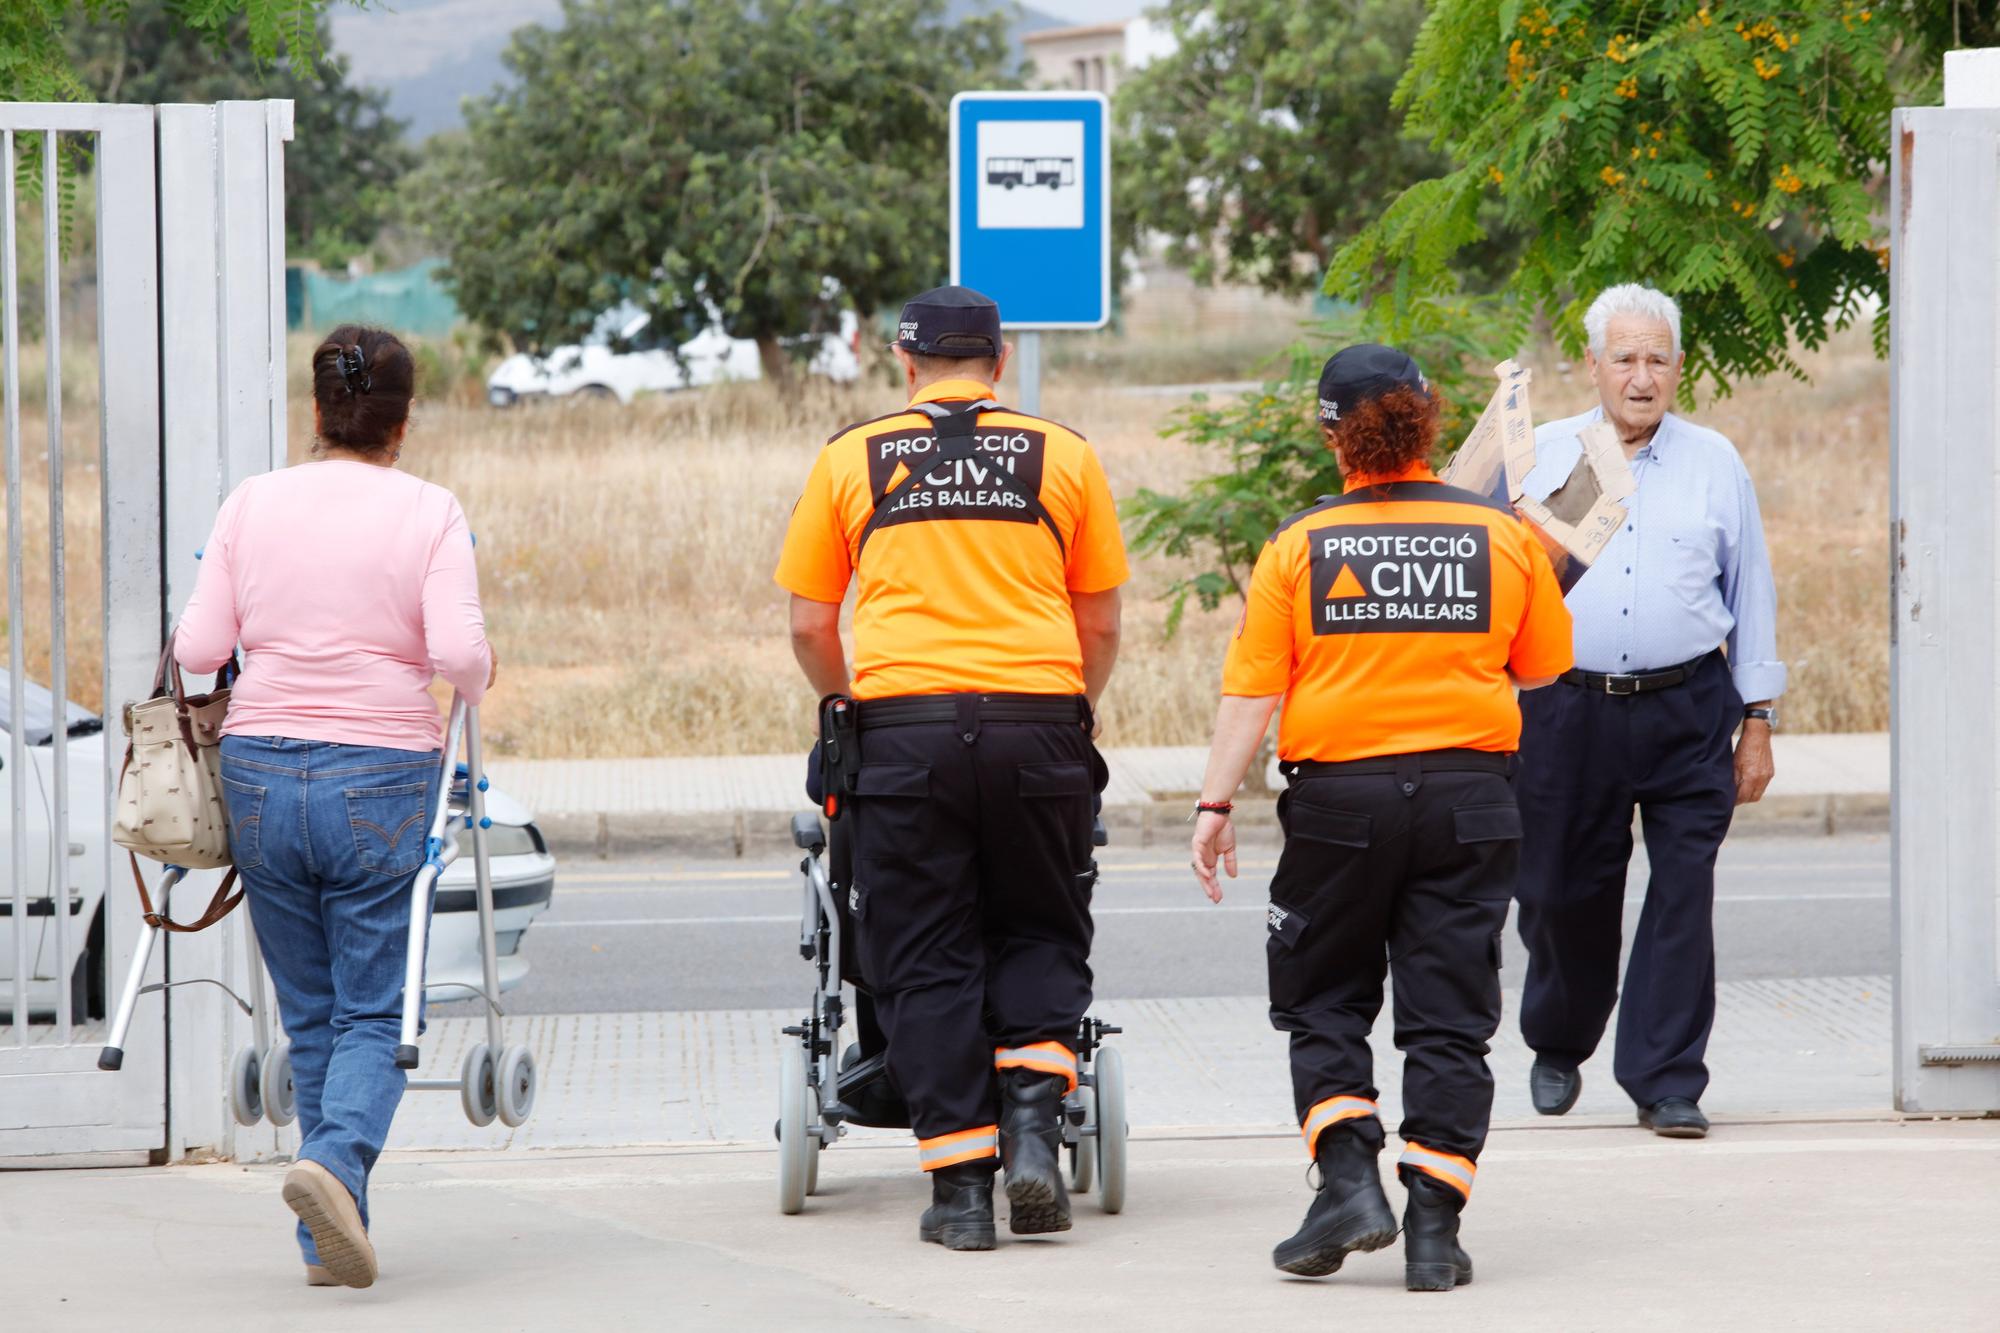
[174,460,492,752]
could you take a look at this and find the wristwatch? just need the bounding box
[1743,706,1777,730]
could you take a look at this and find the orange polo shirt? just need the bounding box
[774,378,1129,700]
[1222,462,1573,762]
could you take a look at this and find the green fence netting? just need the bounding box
[292,259,460,336]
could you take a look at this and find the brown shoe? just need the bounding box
[305,1264,339,1287]
[282,1161,377,1288]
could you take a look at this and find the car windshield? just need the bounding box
[0,669,102,746]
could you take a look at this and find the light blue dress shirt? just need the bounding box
[1528,407,1786,703]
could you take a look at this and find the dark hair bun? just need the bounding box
[311,325,415,452]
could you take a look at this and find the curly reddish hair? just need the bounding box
[1326,384,1440,477]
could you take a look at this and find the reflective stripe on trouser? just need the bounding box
[1301,1095,1379,1153]
[917,1125,999,1171]
[1399,1143,1477,1199]
[995,1041,1078,1092]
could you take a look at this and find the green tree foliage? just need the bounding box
[68,2,409,267]
[1125,295,1527,632]
[1327,2,1953,394]
[1,1,346,103]
[422,0,1015,368]
[1116,0,1443,297]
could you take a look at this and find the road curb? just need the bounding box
[535,791,1888,861]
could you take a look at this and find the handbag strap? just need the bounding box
[130,853,242,934]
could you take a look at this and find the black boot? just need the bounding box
[999,1069,1072,1235]
[1402,1174,1474,1291]
[919,1161,997,1251]
[1272,1123,1398,1276]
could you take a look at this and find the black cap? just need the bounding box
[1317,343,1427,424]
[895,285,1003,358]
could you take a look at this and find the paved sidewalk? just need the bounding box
[11,1119,1996,1330]
[380,976,1891,1153]
[490,732,1890,857]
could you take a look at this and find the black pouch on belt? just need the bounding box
[817,693,862,820]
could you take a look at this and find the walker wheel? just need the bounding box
[1066,1081,1097,1195]
[459,1043,498,1127]
[261,1042,296,1128]
[229,1044,264,1127]
[496,1044,537,1128]
[778,1043,811,1214]
[1095,1044,1128,1215]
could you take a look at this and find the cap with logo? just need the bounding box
[1317,343,1427,424]
[895,285,1004,358]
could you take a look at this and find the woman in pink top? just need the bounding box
[177,325,495,1289]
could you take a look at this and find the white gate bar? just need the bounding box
[44,130,70,1039]
[5,129,26,1045]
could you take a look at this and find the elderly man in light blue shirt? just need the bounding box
[1514,284,1784,1141]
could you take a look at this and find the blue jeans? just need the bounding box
[219,735,441,1264]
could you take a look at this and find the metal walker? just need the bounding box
[99,863,299,1130]
[394,696,537,1127]
[98,694,535,1131]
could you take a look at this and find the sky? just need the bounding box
[329,0,1157,139]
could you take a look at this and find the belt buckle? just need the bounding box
[1604,675,1639,696]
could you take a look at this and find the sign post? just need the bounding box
[950,90,1111,416]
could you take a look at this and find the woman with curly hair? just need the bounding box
[1186,344,1573,1292]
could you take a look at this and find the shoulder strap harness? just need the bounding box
[853,400,1067,563]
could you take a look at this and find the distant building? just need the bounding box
[1022,17,1173,96]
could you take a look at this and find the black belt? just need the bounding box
[1560,652,1713,696]
[855,692,1091,732]
[1280,748,1514,782]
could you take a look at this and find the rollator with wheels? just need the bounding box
[99,863,300,1130]
[774,808,1129,1216]
[392,695,538,1128]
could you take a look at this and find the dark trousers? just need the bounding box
[1515,650,1740,1108]
[849,718,1102,1149]
[1267,762,1520,1169]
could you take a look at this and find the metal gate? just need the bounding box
[1890,93,2000,1112]
[0,100,290,1162]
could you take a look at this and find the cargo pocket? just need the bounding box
[220,776,266,873]
[1288,802,1373,849]
[1453,802,1523,845]
[345,782,430,878]
[1453,800,1523,902]
[1020,760,1094,874]
[854,762,931,805]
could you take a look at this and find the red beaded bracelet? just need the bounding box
[1195,800,1234,817]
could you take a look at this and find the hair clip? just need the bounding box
[336,344,372,396]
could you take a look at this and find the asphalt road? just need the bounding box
[437,831,1892,1017]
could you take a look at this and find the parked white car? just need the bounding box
[486,303,862,407]
[0,672,553,1021]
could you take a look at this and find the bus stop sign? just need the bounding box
[950,91,1110,330]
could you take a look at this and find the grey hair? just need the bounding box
[1584,284,1682,358]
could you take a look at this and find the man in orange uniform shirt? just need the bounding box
[776,286,1127,1250]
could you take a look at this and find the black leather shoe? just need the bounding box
[999,1069,1072,1235]
[1639,1097,1709,1139]
[1403,1175,1474,1292]
[919,1161,997,1250]
[1272,1124,1399,1277]
[1530,1059,1582,1116]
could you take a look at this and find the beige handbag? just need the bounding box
[111,636,241,932]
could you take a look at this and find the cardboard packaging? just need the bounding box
[1441,361,1635,588]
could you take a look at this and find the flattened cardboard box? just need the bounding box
[1441,361,1635,587]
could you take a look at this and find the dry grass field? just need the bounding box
[0,319,1887,756]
